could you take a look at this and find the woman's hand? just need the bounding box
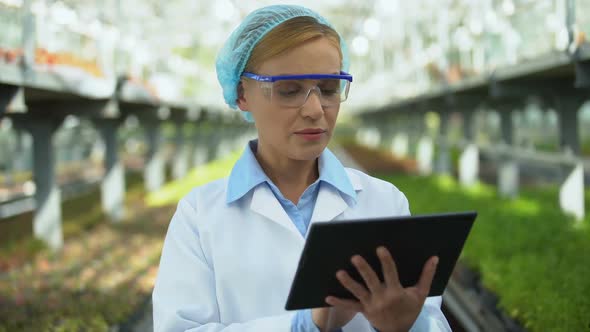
[311,306,357,332]
[325,247,439,332]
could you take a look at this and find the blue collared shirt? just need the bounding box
[226,140,356,332]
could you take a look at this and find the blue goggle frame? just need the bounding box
[241,71,353,83]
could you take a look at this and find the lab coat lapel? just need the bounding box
[310,169,363,224]
[310,184,349,223]
[250,184,302,237]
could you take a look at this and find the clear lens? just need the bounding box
[268,79,350,107]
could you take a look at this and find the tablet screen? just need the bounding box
[285,211,477,310]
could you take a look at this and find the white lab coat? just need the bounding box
[152,167,451,331]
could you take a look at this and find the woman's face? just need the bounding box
[237,37,342,162]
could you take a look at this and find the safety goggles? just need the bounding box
[241,71,353,108]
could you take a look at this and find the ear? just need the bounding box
[236,81,249,112]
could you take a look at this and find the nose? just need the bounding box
[300,87,324,120]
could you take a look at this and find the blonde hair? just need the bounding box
[244,16,343,72]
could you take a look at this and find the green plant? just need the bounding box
[375,173,590,331]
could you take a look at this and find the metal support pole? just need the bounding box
[144,121,164,192]
[197,138,211,166]
[191,124,208,168]
[208,122,223,161]
[373,119,384,150]
[389,116,399,152]
[435,111,451,175]
[410,114,426,158]
[381,115,395,152]
[217,122,231,157]
[462,111,476,142]
[21,118,64,250]
[553,95,585,221]
[417,112,434,175]
[500,110,514,145]
[392,114,409,158]
[172,121,189,180]
[369,119,382,149]
[95,119,125,222]
[498,110,519,198]
[555,98,581,155]
[459,110,479,186]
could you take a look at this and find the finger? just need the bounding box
[326,296,363,312]
[351,255,383,294]
[377,247,402,289]
[336,270,371,303]
[416,256,439,298]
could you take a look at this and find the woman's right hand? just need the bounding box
[311,306,357,332]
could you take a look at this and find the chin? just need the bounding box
[290,142,327,161]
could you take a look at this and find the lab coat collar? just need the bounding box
[227,139,362,237]
[250,183,304,237]
[226,140,357,204]
[250,169,364,238]
[317,146,357,202]
[226,140,268,204]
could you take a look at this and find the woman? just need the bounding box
[153,5,451,332]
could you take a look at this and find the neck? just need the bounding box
[255,142,319,204]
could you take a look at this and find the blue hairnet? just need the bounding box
[215,4,350,122]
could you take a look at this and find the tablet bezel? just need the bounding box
[284,211,477,310]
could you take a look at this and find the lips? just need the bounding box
[295,128,326,134]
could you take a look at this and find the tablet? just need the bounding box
[285,211,477,310]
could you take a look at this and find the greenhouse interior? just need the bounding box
[0,0,589,331]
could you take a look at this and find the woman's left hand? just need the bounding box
[325,247,439,332]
